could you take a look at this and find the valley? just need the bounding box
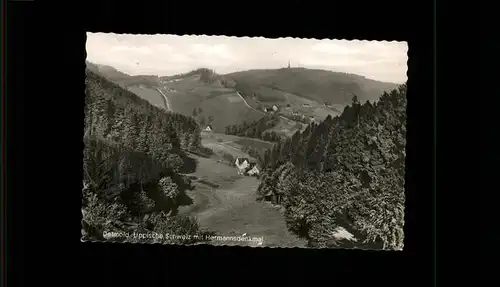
[86,62,398,139]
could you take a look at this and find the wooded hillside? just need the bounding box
[82,68,213,243]
[256,84,407,250]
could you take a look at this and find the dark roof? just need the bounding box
[236,158,249,165]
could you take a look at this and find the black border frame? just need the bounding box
[6,0,448,285]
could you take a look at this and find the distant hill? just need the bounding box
[226,68,400,107]
[85,63,400,136]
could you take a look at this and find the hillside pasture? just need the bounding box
[190,86,235,97]
[281,92,343,121]
[165,90,203,115]
[253,86,287,103]
[178,154,307,247]
[313,106,342,119]
[203,133,274,150]
[227,95,243,103]
[157,76,265,132]
[201,134,257,160]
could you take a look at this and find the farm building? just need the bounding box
[235,157,250,175]
[246,163,260,176]
[272,104,279,111]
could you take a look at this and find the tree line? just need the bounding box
[82,69,214,243]
[224,115,281,142]
[255,84,408,250]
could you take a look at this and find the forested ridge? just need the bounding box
[86,61,160,88]
[82,68,214,243]
[256,83,407,250]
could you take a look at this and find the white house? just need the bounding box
[235,158,250,174]
[246,163,260,176]
[203,125,213,132]
[272,104,279,111]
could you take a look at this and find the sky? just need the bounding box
[86,33,408,84]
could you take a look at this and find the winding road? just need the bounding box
[156,88,172,111]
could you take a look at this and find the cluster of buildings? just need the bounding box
[234,157,260,176]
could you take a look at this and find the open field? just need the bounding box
[232,137,274,153]
[202,133,274,155]
[178,154,307,247]
[127,85,166,109]
[85,35,408,250]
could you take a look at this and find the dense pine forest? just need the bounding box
[255,84,407,250]
[82,69,214,243]
[224,115,282,142]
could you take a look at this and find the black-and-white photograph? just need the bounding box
[82,33,408,250]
